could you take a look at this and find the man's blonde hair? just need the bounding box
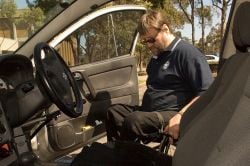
[137,10,171,35]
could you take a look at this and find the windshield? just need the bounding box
[0,0,75,54]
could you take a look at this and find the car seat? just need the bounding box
[173,2,250,166]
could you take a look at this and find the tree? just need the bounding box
[205,24,221,54]
[196,2,212,52]
[25,0,57,13]
[112,0,153,8]
[0,0,16,19]
[175,0,196,45]
[19,7,44,36]
[25,0,58,21]
[162,0,186,31]
[0,0,17,39]
[212,0,232,43]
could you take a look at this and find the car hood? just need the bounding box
[15,0,112,57]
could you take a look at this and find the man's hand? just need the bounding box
[164,113,182,139]
[163,96,200,140]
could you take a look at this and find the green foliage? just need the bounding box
[113,0,153,8]
[174,0,189,9]
[114,0,186,31]
[25,0,59,21]
[212,0,231,43]
[20,7,44,31]
[146,0,165,8]
[0,0,17,20]
[0,0,17,39]
[63,10,144,65]
[196,22,221,54]
[161,0,186,30]
[196,6,212,24]
[204,24,221,54]
[26,0,57,13]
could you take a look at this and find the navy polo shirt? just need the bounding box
[141,38,213,112]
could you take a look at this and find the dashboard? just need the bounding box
[0,54,47,165]
[0,51,81,165]
[0,54,50,127]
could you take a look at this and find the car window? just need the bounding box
[0,0,76,54]
[56,10,143,67]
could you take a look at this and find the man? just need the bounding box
[105,10,213,142]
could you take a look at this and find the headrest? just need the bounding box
[232,2,250,52]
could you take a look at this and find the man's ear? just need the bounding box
[161,24,170,33]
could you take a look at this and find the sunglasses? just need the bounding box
[141,38,156,45]
[141,30,160,45]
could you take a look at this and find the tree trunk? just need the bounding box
[200,0,205,53]
[191,0,195,45]
[220,0,228,43]
[12,22,17,40]
[177,0,195,44]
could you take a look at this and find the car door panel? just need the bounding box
[71,55,139,121]
[73,56,139,101]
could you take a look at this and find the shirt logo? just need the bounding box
[162,61,170,70]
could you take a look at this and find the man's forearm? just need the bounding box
[179,96,200,115]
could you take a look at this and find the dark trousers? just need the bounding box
[105,104,177,142]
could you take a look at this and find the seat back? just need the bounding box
[173,2,250,166]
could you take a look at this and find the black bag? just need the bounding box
[71,140,172,166]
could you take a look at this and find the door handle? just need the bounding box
[73,71,96,99]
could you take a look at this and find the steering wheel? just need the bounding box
[33,42,83,118]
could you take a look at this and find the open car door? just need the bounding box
[34,5,146,160]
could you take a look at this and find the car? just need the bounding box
[205,54,220,74]
[0,0,249,165]
[205,54,220,64]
